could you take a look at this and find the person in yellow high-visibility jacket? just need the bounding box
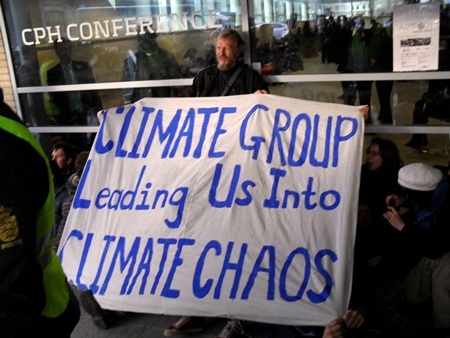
[0,89,80,337]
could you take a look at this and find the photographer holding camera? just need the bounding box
[379,162,450,337]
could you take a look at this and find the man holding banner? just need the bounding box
[168,29,369,337]
[178,28,269,98]
[57,28,368,338]
[166,28,270,336]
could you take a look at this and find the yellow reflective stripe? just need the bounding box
[0,116,54,238]
[0,116,54,265]
[0,115,69,318]
[42,251,70,318]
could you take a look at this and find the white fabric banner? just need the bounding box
[59,94,364,326]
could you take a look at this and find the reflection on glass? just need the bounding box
[249,2,450,75]
[3,0,242,127]
[268,80,430,126]
[44,38,102,151]
[2,0,450,139]
[121,27,181,103]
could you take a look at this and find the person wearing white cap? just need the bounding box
[380,162,450,336]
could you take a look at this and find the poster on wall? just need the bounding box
[393,3,440,72]
[58,94,365,326]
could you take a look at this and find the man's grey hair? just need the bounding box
[218,29,245,50]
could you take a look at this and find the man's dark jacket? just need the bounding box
[47,60,102,125]
[179,63,268,97]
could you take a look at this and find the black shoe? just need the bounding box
[405,140,428,149]
[337,94,344,100]
[378,116,393,124]
[80,290,118,330]
[405,141,420,149]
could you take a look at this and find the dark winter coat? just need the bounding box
[178,63,268,97]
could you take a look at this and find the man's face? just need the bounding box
[216,37,240,71]
[138,32,158,52]
[52,148,70,170]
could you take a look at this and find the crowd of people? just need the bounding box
[317,14,395,124]
[42,11,401,160]
[39,8,449,157]
[251,13,397,125]
[1,27,450,338]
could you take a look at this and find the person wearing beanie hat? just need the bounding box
[397,162,443,192]
[378,162,450,336]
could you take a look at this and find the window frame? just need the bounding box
[0,0,449,139]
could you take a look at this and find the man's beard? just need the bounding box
[217,58,235,71]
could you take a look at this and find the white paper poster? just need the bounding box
[393,3,440,72]
[58,94,364,326]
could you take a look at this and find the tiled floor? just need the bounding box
[71,285,251,337]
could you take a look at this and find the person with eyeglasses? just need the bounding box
[359,137,404,217]
[352,137,405,337]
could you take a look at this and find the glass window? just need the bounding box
[6,0,240,86]
[1,0,450,158]
[249,0,450,75]
[3,0,240,133]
